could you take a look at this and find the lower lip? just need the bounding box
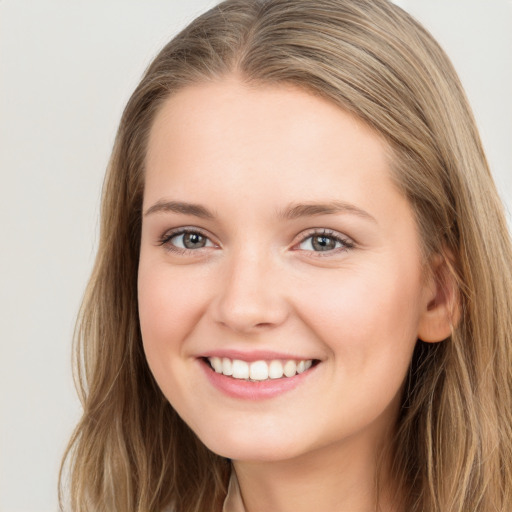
[199,359,318,400]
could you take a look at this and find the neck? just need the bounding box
[231,424,402,512]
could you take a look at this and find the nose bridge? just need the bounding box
[213,242,288,333]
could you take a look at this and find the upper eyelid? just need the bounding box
[294,228,354,244]
[158,226,217,245]
[292,230,356,257]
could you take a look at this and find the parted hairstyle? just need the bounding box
[59,1,512,511]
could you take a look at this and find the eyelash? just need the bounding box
[157,227,355,257]
[296,229,355,256]
[157,227,215,256]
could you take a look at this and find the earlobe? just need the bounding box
[417,252,460,343]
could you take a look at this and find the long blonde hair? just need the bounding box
[60,1,512,510]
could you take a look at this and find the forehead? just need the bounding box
[146,79,393,192]
[148,78,389,154]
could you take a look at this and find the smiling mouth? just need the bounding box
[204,356,319,382]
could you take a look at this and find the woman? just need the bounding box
[60,0,512,511]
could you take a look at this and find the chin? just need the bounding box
[196,425,307,463]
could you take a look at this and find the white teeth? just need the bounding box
[222,357,233,376]
[210,356,223,373]
[232,359,249,379]
[283,360,297,377]
[269,360,284,379]
[249,360,269,380]
[207,357,314,381]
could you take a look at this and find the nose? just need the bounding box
[211,247,290,334]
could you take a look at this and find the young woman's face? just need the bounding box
[138,78,434,462]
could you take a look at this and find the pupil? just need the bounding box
[312,236,335,251]
[184,232,206,248]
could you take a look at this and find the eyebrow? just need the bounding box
[144,199,376,223]
[277,200,377,223]
[144,200,215,219]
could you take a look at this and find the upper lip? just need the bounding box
[199,349,319,362]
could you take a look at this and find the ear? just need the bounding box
[417,252,460,343]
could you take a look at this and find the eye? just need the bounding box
[297,230,354,253]
[172,231,211,249]
[159,228,216,253]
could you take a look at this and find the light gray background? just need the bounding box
[0,1,510,511]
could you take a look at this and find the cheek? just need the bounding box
[287,259,424,441]
[137,263,209,369]
[296,258,423,368]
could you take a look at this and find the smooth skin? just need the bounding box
[138,78,454,512]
